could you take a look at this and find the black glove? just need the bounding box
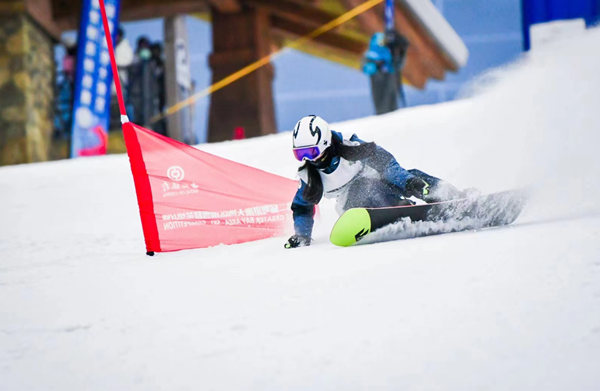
[405,177,430,199]
[284,234,311,249]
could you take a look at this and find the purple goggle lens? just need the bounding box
[293,146,321,161]
[294,147,321,161]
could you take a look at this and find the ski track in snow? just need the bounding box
[1,27,600,391]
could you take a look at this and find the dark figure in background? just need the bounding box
[128,37,165,133]
[150,42,167,135]
[54,39,77,138]
[128,37,150,125]
[134,36,152,62]
[385,29,409,107]
[362,31,409,114]
[62,41,77,83]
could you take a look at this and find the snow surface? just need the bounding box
[1,27,600,391]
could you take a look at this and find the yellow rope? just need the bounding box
[151,0,383,123]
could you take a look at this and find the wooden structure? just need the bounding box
[1,0,467,163]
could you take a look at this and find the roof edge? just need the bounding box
[401,0,469,69]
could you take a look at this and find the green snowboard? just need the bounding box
[330,189,527,247]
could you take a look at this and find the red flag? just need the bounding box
[97,0,296,253]
[123,122,298,252]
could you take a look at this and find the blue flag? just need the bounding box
[70,0,121,157]
[384,0,395,31]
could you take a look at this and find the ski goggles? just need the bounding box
[293,146,321,161]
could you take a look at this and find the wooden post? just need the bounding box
[208,5,276,142]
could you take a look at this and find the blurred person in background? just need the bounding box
[134,36,152,63]
[385,29,408,107]
[61,37,77,83]
[362,31,408,114]
[115,27,134,89]
[149,42,167,135]
[54,37,77,138]
[128,36,157,127]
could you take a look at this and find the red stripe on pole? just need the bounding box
[98,0,127,118]
[122,122,162,253]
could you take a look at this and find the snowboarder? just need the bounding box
[284,115,466,248]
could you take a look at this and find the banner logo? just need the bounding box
[167,166,185,182]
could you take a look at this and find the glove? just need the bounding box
[284,234,311,249]
[405,177,430,199]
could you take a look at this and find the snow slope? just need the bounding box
[1,28,600,391]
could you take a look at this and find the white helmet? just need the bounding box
[292,115,332,161]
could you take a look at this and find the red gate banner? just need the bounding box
[123,122,298,253]
[98,0,297,253]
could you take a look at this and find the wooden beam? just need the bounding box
[0,0,61,38]
[25,0,60,38]
[122,1,208,21]
[271,28,364,70]
[0,1,26,13]
[402,47,428,88]
[246,0,342,30]
[51,0,80,29]
[270,14,366,55]
[207,0,241,13]
[52,0,209,31]
[339,0,383,35]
